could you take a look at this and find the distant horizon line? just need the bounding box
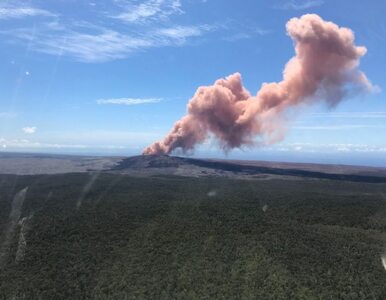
[1,149,386,169]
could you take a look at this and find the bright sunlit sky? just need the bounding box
[0,0,385,166]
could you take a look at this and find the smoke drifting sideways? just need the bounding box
[143,14,375,155]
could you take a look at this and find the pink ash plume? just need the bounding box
[143,14,374,155]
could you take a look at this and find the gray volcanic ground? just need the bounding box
[1,152,386,183]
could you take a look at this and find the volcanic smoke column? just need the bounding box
[143,14,374,155]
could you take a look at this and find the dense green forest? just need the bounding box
[0,173,385,299]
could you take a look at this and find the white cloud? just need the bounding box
[97,98,162,105]
[275,0,324,10]
[22,127,37,134]
[113,0,182,23]
[0,4,55,19]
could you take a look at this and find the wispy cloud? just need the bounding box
[0,112,18,118]
[156,25,210,42]
[97,98,162,105]
[293,124,386,130]
[0,129,162,151]
[0,3,55,19]
[308,112,386,119]
[0,138,88,150]
[22,127,37,134]
[265,142,386,154]
[255,28,272,35]
[275,0,324,10]
[35,29,153,62]
[4,23,212,62]
[113,0,182,24]
[223,27,271,42]
[0,1,223,63]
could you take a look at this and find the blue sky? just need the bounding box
[0,0,385,166]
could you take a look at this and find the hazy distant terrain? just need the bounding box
[1,153,386,181]
[0,153,386,298]
[0,153,123,175]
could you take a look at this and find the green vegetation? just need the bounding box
[0,173,386,299]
